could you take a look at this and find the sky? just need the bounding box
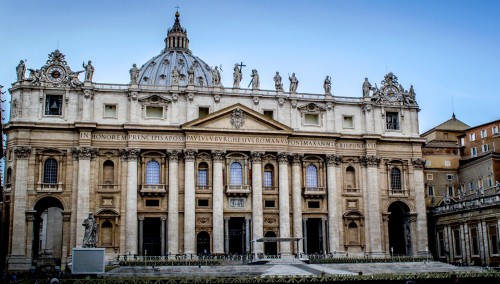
[1,0,499,133]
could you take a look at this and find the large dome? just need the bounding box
[138,12,215,87]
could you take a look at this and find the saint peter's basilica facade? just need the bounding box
[3,13,428,270]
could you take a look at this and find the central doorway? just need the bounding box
[143,218,161,256]
[388,201,411,256]
[306,218,323,254]
[228,217,245,254]
[264,231,278,255]
[33,196,64,266]
[197,231,210,255]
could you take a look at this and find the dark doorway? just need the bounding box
[143,218,161,256]
[197,231,210,255]
[228,217,245,254]
[33,197,64,265]
[306,218,323,254]
[264,231,277,255]
[388,201,411,255]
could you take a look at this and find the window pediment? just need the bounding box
[297,103,327,113]
[138,94,171,106]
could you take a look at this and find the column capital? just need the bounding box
[14,146,32,159]
[412,158,426,169]
[168,149,182,162]
[212,150,226,162]
[184,149,198,161]
[361,155,380,167]
[277,152,289,165]
[251,151,264,163]
[326,154,342,166]
[119,148,141,161]
[291,153,303,165]
[72,147,98,160]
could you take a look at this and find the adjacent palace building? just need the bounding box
[3,13,428,270]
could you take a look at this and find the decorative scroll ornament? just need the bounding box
[72,147,98,160]
[230,108,244,129]
[251,151,264,163]
[291,154,303,165]
[326,154,342,166]
[211,150,225,162]
[168,150,181,162]
[361,155,380,167]
[412,158,426,169]
[14,146,31,159]
[119,148,140,161]
[183,149,197,161]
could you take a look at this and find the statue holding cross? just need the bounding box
[233,62,245,88]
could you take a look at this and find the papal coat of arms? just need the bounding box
[230,108,244,129]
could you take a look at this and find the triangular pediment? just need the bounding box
[181,103,293,133]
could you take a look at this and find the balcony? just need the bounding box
[140,184,167,196]
[388,188,408,196]
[37,183,63,192]
[263,186,278,195]
[98,184,119,193]
[225,185,251,196]
[196,185,212,192]
[343,187,361,196]
[303,187,326,198]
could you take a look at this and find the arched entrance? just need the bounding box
[33,196,64,266]
[263,231,277,255]
[197,231,210,255]
[388,201,412,256]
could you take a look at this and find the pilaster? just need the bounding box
[251,151,264,253]
[120,148,140,254]
[412,158,429,255]
[291,154,303,254]
[277,152,291,254]
[212,150,225,254]
[183,149,197,255]
[167,150,181,255]
[326,154,341,253]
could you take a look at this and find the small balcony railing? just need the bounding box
[343,187,361,195]
[389,188,408,196]
[263,186,278,194]
[225,185,251,196]
[37,183,63,192]
[140,184,167,196]
[303,187,326,198]
[98,184,119,192]
[196,185,212,191]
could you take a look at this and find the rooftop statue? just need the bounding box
[130,63,140,84]
[289,73,298,92]
[171,66,180,85]
[250,69,259,89]
[212,66,221,86]
[233,63,242,88]
[82,60,94,81]
[274,71,283,91]
[188,66,195,85]
[16,60,26,81]
[323,76,331,94]
[362,77,372,97]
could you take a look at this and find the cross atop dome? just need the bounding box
[165,11,190,51]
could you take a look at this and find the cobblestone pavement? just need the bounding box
[106,261,486,277]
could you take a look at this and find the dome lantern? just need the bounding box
[164,11,190,51]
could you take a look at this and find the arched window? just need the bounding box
[43,158,58,184]
[391,167,402,190]
[198,162,208,187]
[101,221,113,246]
[103,160,114,184]
[145,160,160,184]
[345,166,356,190]
[306,165,318,188]
[264,164,274,188]
[230,162,243,185]
[6,168,12,184]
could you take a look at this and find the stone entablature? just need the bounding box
[433,192,500,216]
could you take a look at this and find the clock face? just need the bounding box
[46,65,66,83]
[384,86,399,102]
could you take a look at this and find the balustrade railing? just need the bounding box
[225,185,251,196]
[140,184,167,195]
[37,183,63,192]
[303,187,326,197]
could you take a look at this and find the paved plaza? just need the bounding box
[106,261,486,278]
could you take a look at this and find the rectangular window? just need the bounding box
[427,174,433,180]
[480,129,487,138]
[198,107,209,118]
[470,133,476,141]
[45,95,63,116]
[263,110,274,119]
[145,106,163,118]
[103,104,117,118]
[264,200,275,208]
[438,230,446,257]
[304,113,319,125]
[428,185,434,196]
[470,227,479,256]
[446,174,453,181]
[145,199,160,207]
[460,137,465,146]
[453,228,461,256]
[489,224,499,255]
[444,161,451,167]
[471,147,477,157]
[493,126,499,135]
[343,116,354,128]
[264,171,273,187]
[482,144,489,153]
[198,169,208,186]
[488,177,493,187]
[386,112,400,130]
[448,185,454,196]
[197,199,209,207]
[308,201,320,209]
[468,181,473,191]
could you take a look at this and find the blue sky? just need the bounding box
[1,0,499,132]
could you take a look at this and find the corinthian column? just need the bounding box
[277,152,291,255]
[121,148,140,254]
[11,146,31,256]
[167,150,181,256]
[73,147,98,247]
[291,154,303,254]
[326,154,341,253]
[362,155,383,255]
[251,151,264,253]
[184,149,197,255]
[212,150,225,254]
[412,158,429,255]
